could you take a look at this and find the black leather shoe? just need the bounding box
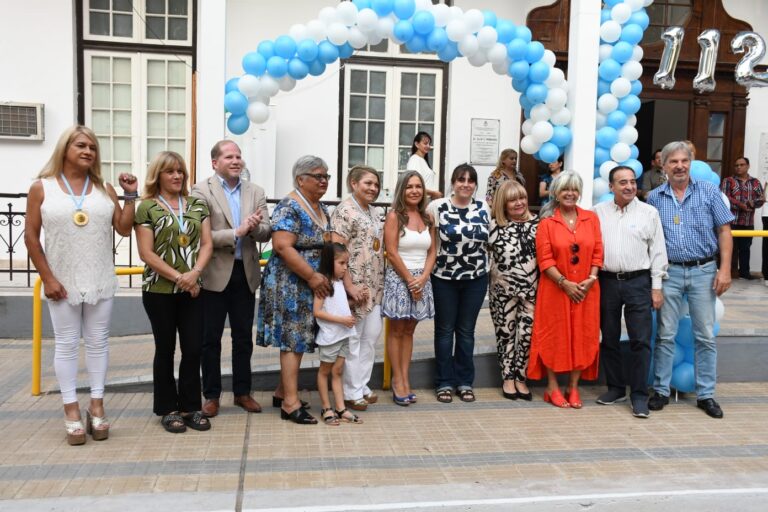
[280,406,317,424]
[697,398,724,418]
[272,396,310,410]
[648,392,669,411]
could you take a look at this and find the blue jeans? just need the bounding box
[654,260,718,399]
[431,274,489,391]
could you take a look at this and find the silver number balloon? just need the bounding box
[731,31,768,89]
[693,29,720,93]
[654,26,685,90]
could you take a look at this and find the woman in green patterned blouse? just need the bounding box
[135,151,213,434]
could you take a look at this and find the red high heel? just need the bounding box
[543,389,570,408]
[566,388,583,409]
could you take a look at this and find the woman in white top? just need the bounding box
[406,131,443,201]
[24,125,138,445]
[382,171,436,406]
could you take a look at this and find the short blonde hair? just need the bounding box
[142,151,189,198]
[540,171,583,219]
[492,180,530,226]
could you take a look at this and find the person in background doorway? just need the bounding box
[538,156,563,206]
[721,157,764,280]
[639,149,666,200]
[486,148,525,207]
[407,131,443,201]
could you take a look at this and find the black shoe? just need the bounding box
[272,396,310,410]
[696,398,724,418]
[280,406,317,424]
[740,274,755,281]
[631,398,650,418]
[648,392,669,411]
[596,388,627,405]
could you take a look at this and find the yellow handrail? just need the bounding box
[732,230,768,237]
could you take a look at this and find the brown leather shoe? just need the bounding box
[234,395,262,413]
[202,398,219,418]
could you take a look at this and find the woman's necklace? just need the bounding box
[295,188,331,242]
[350,195,381,251]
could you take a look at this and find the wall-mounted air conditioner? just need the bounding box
[0,102,44,141]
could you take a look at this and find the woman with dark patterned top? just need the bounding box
[488,181,539,401]
[486,148,525,207]
[427,164,491,404]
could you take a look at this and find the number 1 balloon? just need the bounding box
[693,29,720,93]
[654,26,684,90]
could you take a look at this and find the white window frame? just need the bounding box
[342,63,443,201]
[83,0,193,46]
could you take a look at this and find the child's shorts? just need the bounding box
[318,337,350,363]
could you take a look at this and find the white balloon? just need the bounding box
[327,23,349,45]
[376,17,395,39]
[318,6,338,26]
[600,20,622,43]
[520,135,541,154]
[622,60,643,81]
[260,75,280,97]
[477,26,498,49]
[627,0,645,11]
[307,19,327,42]
[599,44,613,63]
[627,114,637,127]
[238,74,261,97]
[492,60,509,76]
[289,24,308,42]
[467,50,487,67]
[611,3,632,24]
[246,101,270,123]
[542,50,557,68]
[632,45,644,62]
[278,75,296,92]
[619,126,638,145]
[643,0,654,6]
[432,3,451,27]
[458,34,479,57]
[715,297,725,322]
[464,9,485,33]
[610,142,632,162]
[357,8,379,32]
[446,20,468,42]
[531,121,554,144]
[596,112,607,129]
[597,93,619,114]
[611,77,632,98]
[551,107,572,126]
[487,43,508,65]
[521,119,534,136]
[530,104,552,123]
[449,5,464,21]
[545,68,566,88]
[348,27,369,49]
[600,160,618,180]
[336,2,358,26]
[592,177,610,199]
[367,33,384,46]
[415,0,432,10]
[545,88,568,111]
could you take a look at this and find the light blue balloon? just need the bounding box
[427,27,448,51]
[524,108,532,120]
[525,83,548,104]
[511,77,529,93]
[483,10,497,27]
[629,10,650,30]
[287,58,309,80]
[352,0,372,10]
[597,79,611,97]
[676,316,694,348]
[412,11,435,35]
[515,26,532,43]
[600,8,611,24]
[670,362,695,393]
[625,158,643,178]
[225,77,240,93]
[242,52,266,76]
[631,80,643,96]
[496,20,516,44]
[604,0,622,7]
[594,166,601,179]
[258,40,275,59]
[550,126,572,148]
[296,39,319,63]
[707,170,721,186]
[437,41,459,62]
[337,43,354,59]
[519,94,533,111]
[689,160,711,181]
[266,56,287,77]
[539,142,560,163]
[673,344,686,366]
[596,126,619,148]
[394,20,415,42]
[318,41,339,64]
[684,345,695,364]
[606,110,628,129]
[714,321,720,337]
[372,0,394,16]
[525,41,545,63]
[595,146,611,165]
[227,114,249,135]
[528,61,550,83]
[405,34,427,53]
[308,59,326,77]
[509,60,530,80]
[393,0,415,19]
[621,24,644,46]
[507,38,528,61]
[224,91,248,115]
[274,35,297,59]
[598,193,615,203]
[598,58,622,81]
[612,41,634,64]
[630,144,639,160]
[619,94,641,115]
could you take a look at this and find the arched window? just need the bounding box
[642,0,692,44]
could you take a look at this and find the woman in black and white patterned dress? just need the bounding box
[488,180,539,401]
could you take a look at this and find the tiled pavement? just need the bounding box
[0,279,767,508]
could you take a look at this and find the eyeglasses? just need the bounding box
[302,173,331,182]
[570,243,580,265]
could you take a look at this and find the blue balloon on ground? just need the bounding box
[394,20,415,43]
[684,344,695,364]
[308,59,326,76]
[671,362,696,393]
[597,79,611,97]
[516,26,532,43]
[596,126,618,148]
[528,61,550,83]
[393,0,416,19]
[227,114,249,135]
[612,41,634,63]
[427,27,448,51]
[631,80,643,95]
[599,59,622,81]
[224,91,248,115]
[243,52,267,76]
[676,316,694,348]
[266,56,287,77]
[287,58,309,80]
[714,321,720,337]
[274,35,297,59]
[405,34,427,53]
[412,11,435,35]
[318,41,340,64]
[437,41,459,62]
[297,39,319,62]
[372,0,394,16]
[525,41,545,63]
[619,94,641,115]
[621,24,644,46]
[483,10,497,27]
[337,43,354,59]
[496,20,516,44]
[258,40,275,59]
[550,126,572,148]
[507,38,528,60]
[607,110,628,129]
[509,60,530,80]
[595,146,611,165]
[629,10,650,30]
[225,77,240,93]
[539,142,560,163]
[690,160,712,181]
[598,193,615,203]
[526,83,548,104]
[673,345,686,366]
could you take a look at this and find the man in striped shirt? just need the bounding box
[594,166,668,418]
[647,141,734,419]
[721,157,764,280]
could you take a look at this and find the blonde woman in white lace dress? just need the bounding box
[25,125,138,445]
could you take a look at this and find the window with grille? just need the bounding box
[642,0,692,45]
[84,0,192,46]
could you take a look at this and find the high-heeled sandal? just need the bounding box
[65,418,86,446]
[565,388,583,409]
[543,389,570,408]
[86,409,110,441]
[335,408,363,423]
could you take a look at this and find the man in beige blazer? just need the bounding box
[192,140,271,417]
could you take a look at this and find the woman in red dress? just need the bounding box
[529,171,603,409]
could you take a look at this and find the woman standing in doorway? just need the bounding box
[407,131,443,201]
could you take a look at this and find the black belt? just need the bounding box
[670,256,715,267]
[599,269,649,281]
